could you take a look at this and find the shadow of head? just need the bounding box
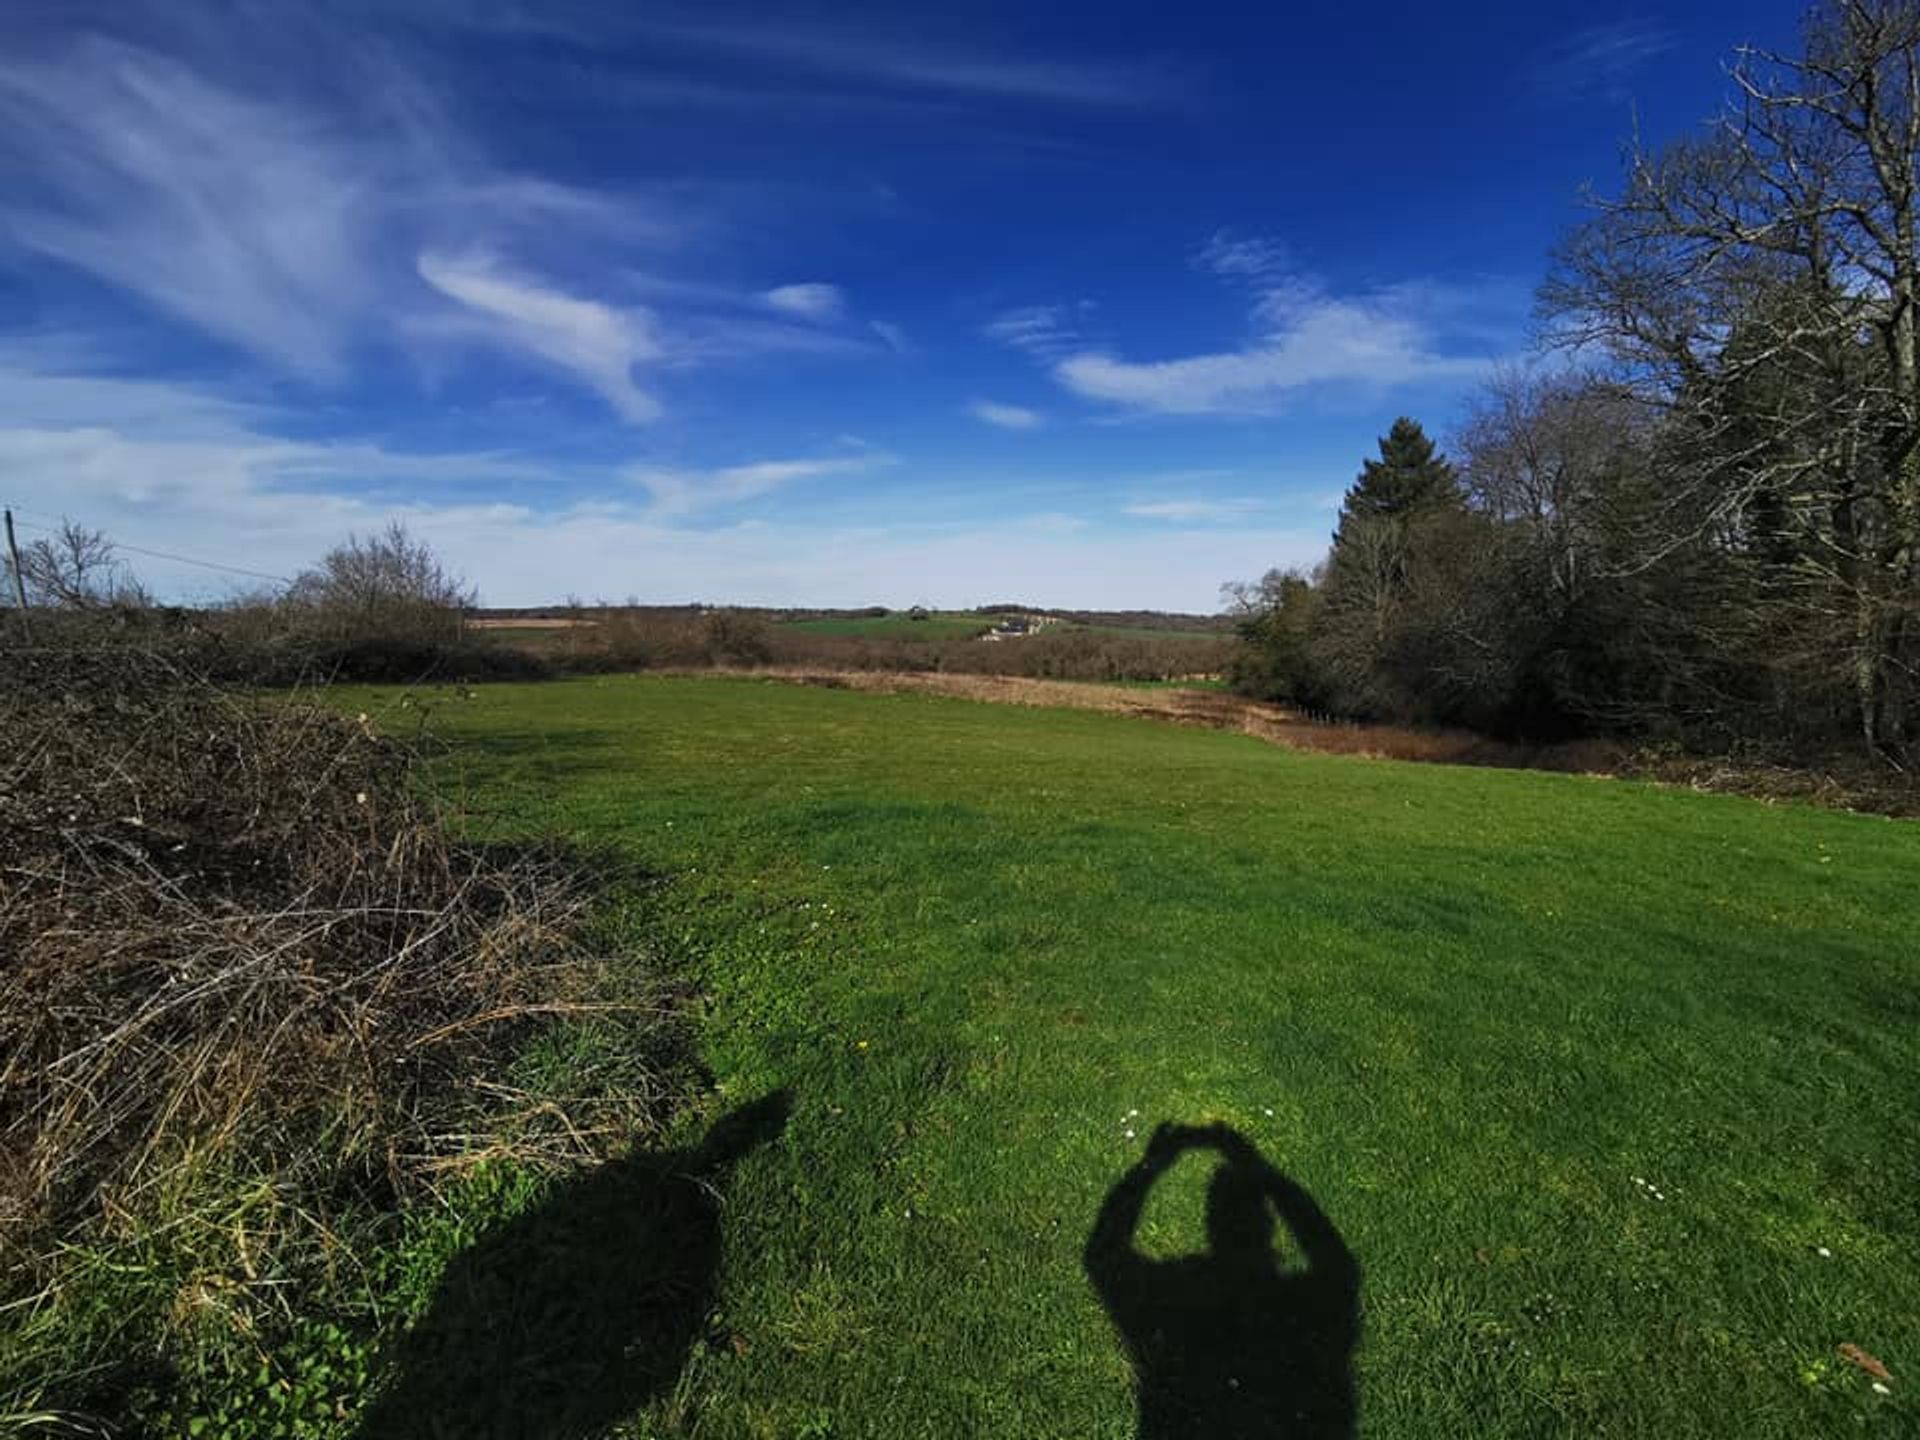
[1205,1161,1277,1268]
[356,1089,792,1440]
[1085,1123,1360,1440]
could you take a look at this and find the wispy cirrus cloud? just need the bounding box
[419,251,664,422]
[629,449,892,517]
[618,272,887,362]
[762,282,846,321]
[0,23,882,420]
[613,17,1187,107]
[1192,229,1292,283]
[983,302,1098,361]
[1534,21,1677,102]
[0,39,380,379]
[1123,498,1263,522]
[967,399,1044,431]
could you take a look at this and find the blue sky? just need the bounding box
[0,0,1808,608]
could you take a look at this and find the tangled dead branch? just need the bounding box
[0,646,690,1389]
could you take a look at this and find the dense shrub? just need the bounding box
[0,645,689,1424]
[485,608,1233,683]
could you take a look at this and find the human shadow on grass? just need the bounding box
[357,1089,792,1440]
[1085,1123,1359,1440]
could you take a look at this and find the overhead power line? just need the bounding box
[2,504,294,586]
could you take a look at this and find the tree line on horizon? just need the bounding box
[1229,0,1920,769]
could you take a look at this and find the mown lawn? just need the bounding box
[368,674,1916,1438]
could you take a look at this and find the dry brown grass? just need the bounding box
[0,647,688,1313]
[744,668,1914,811]
[738,669,1626,773]
[466,616,599,630]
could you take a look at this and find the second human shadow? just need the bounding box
[357,1089,791,1440]
[1084,1122,1359,1440]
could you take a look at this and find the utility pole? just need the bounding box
[4,508,29,643]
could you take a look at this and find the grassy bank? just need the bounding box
[331,673,1920,1438]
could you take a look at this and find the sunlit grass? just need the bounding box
[366,673,1917,1438]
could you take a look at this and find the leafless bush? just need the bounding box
[283,521,471,647]
[502,610,1232,683]
[5,518,150,610]
[944,629,1234,682]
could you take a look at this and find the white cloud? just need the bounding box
[1001,242,1524,419]
[0,339,263,437]
[0,357,1318,609]
[1536,22,1677,101]
[1123,498,1262,522]
[621,20,1184,107]
[762,283,846,321]
[628,451,890,516]
[1052,278,1505,416]
[968,399,1044,430]
[0,353,562,496]
[983,303,1096,361]
[869,319,910,354]
[0,31,869,416]
[1193,229,1291,282]
[418,251,663,422]
[0,39,377,378]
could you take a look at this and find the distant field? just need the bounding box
[343,674,1918,1439]
[466,616,598,630]
[781,611,992,640]
[1062,623,1234,643]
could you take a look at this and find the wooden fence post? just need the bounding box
[4,509,29,643]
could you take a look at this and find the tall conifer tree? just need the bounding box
[1332,417,1460,546]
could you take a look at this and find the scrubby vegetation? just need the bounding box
[0,644,691,1430]
[482,606,1234,683]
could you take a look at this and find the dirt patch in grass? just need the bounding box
[731,668,1620,772]
[726,669,1918,814]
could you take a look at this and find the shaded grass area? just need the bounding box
[359,1092,792,1440]
[349,674,1917,1438]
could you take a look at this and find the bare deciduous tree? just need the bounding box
[1543,0,1920,759]
[7,519,148,609]
[1456,370,1650,608]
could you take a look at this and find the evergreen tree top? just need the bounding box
[1337,417,1460,531]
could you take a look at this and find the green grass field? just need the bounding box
[360,675,1916,1437]
[781,611,991,640]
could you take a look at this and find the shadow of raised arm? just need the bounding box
[1212,1125,1358,1299]
[1086,1121,1360,1440]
